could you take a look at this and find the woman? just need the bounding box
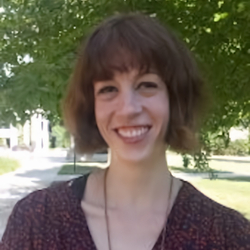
[1,13,250,250]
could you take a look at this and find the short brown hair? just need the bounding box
[63,13,206,154]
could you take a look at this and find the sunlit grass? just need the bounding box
[209,158,250,174]
[58,162,106,175]
[0,157,21,175]
[167,151,250,174]
[191,178,250,220]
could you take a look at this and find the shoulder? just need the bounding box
[0,179,78,249]
[179,181,250,248]
[14,180,73,215]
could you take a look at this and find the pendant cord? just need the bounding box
[104,168,112,250]
[104,168,174,250]
[160,172,173,250]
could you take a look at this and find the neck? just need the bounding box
[105,150,172,211]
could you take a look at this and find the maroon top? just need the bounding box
[1,174,250,250]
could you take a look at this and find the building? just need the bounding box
[0,113,49,151]
[0,123,18,149]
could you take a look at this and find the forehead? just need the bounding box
[94,68,162,84]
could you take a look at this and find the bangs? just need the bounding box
[90,45,152,82]
[84,15,176,82]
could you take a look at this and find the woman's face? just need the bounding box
[94,69,170,162]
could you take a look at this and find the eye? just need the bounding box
[98,86,117,94]
[138,81,158,89]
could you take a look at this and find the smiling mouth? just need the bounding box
[114,126,151,142]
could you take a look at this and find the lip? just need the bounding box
[113,125,151,144]
[113,125,151,130]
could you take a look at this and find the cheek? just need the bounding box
[151,95,170,136]
[160,92,170,117]
[158,103,170,130]
[94,102,104,127]
[149,94,170,119]
[94,101,113,130]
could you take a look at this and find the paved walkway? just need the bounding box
[0,151,67,239]
[1,151,250,239]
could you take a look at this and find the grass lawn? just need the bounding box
[190,178,250,220]
[209,158,250,174]
[170,159,250,220]
[58,162,106,175]
[0,157,21,175]
[167,151,250,174]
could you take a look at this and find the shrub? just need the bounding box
[50,125,70,148]
[212,139,249,156]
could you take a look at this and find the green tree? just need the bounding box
[1,0,250,166]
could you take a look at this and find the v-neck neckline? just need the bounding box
[68,174,189,250]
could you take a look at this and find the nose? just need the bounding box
[117,89,142,118]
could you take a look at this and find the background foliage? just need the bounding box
[1,0,250,167]
[51,125,70,148]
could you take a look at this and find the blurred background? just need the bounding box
[0,0,250,238]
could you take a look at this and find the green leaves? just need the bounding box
[213,12,229,22]
[0,0,249,150]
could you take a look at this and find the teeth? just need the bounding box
[117,127,149,138]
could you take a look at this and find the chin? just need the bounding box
[112,146,155,164]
